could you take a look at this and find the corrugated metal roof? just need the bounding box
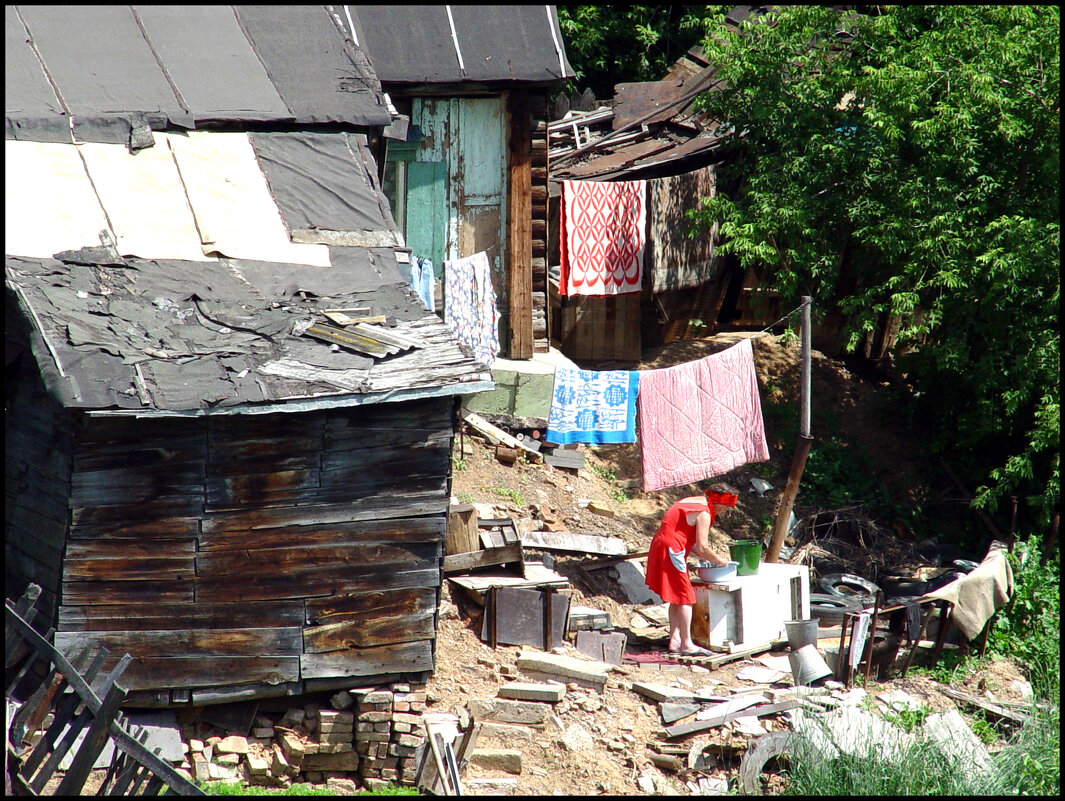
[5,5,390,143]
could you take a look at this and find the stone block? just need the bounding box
[278,732,306,762]
[216,735,249,755]
[498,682,566,703]
[381,768,398,780]
[318,730,353,744]
[469,748,522,774]
[319,710,355,725]
[281,708,306,727]
[468,698,551,725]
[357,710,392,723]
[477,722,536,742]
[396,733,423,747]
[252,727,274,739]
[216,753,241,766]
[515,651,609,694]
[246,750,271,775]
[363,691,394,705]
[390,683,411,693]
[355,721,375,732]
[394,702,410,712]
[389,743,418,757]
[330,691,354,710]
[373,722,390,733]
[271,745,296,777]
[326,777,358,795]
[393,722,412,734]
[301,750,360,772]
[189,738,205,753]
[362,778,389,791]
[464,778,519,795]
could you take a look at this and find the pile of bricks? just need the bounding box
[352,681,428,787]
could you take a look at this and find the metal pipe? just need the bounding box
[862,592,883,685]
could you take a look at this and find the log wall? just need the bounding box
[55,397,454,704]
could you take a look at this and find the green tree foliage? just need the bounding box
[689,6,1059,528]
[556,5,716,98]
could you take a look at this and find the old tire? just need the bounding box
[809,593,865,624]
[739,731,796,795]
[819,573,880,602]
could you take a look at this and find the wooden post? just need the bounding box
[506,89,533,359]
[765,297,812,563]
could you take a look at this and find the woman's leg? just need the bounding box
[667,603,683,651]
[675,603,696,651]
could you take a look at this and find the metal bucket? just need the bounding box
[729,540,762,576]
[784,619,819,650]
[788,644,833,685]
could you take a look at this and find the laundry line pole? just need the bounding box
[765,296,813,563]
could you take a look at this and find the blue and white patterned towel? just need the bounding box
[546,366,639,445]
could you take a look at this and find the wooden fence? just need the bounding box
[5,585,206,796]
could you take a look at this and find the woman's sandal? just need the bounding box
[669,645,713,656]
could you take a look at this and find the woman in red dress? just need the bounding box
[645,485,738,655]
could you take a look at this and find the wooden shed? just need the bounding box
[351,4,574,359]
[5,5,491,706]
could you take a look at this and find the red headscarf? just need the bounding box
[704,489,738,508]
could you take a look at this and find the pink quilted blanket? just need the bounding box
[638,338,769,491]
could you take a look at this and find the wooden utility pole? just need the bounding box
[765,297,813,563]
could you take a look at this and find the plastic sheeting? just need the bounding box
[4,140,112,258]
[249,132,400,246]
[79,138,211,262]
[132,6,291,122]
[168,131,331,267]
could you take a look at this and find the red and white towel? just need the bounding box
[560,178,646,296]
[638,339,769,491]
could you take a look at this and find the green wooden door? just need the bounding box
[405,160,447,273]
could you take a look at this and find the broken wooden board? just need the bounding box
[446,504,480,555]
[574,630,626,666]
[578,550,650,571]
[519,530,627,556]
[480,587,570,650]
[460,409,543,463]
[448,564,570,603]
[664,700,800,739]
[442,543,524,576]
[938,686,1031,725]
[566,605,611,632]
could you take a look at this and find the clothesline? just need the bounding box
[750,299,811,339]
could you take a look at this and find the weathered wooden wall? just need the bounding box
[5,337,73,631]
[53,397,454,705]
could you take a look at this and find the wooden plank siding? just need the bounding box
[53,396,454,700]
[5,354,74,630]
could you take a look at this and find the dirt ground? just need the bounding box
[433,331,1030,796]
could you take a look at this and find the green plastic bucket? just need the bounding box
[729,540,763,576]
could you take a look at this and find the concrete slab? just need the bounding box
[463,348,580,422]
[613,561,663,605]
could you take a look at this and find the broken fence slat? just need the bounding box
[664,699,800,739]
[938,686,1030,724]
